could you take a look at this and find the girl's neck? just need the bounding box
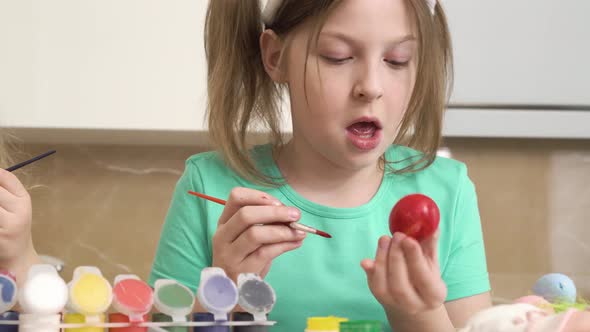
[274,140,384,208]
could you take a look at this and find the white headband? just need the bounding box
[261,0,437,26]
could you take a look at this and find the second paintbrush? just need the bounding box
[188,190,332,238]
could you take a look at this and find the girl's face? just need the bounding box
[284,0,417,171]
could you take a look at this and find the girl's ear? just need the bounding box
[260,29,286,83]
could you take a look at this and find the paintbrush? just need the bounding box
[5,150,56,172]
[188,190,332,238]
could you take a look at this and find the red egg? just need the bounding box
[389,194,440,241]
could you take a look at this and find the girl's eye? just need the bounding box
[386,59,410,68]
[321,56,352,64]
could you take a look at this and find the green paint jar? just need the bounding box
[152,313,189,332]
[339,320,383,332]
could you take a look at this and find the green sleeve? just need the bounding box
[148,160,212,293]
[442,166,491,302]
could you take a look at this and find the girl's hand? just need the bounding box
[0,169,36,270]
[361,231,447,318]
[211,187,306,281]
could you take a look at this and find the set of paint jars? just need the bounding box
[0,265,277,331]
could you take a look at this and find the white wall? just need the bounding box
[445,1,590,106]
[0,0,208,131]
[0,1,588,137]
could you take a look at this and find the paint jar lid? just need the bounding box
[18,264,68,315]
[197,267,238,321]
[339,320,383,332]
[306,316,348,330]
[67,266,112,316]
[0,270,17,314]
[237,273,275,321]
[112,274,153,322]
[153,279,194,322]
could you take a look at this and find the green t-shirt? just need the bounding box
[149,144,490,331]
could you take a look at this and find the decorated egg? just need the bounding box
[389,194,440,241]
[532,273,576,303]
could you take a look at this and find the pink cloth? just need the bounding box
[526,309,577,332]
[459,304,579,332]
